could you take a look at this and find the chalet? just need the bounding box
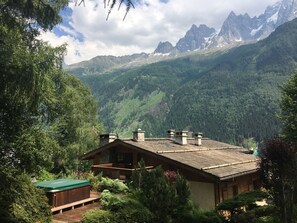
[81,129,261,210]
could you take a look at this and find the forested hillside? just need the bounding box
[77,18,297,144]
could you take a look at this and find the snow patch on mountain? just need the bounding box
[251,25,263,36]
[153,0,297,55]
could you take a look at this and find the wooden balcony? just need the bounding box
[92,164,154,180]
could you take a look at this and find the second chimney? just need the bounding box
[175,131,188,145]
[133,129,145,142]
[194,132,203,146]
[167,129,175,139]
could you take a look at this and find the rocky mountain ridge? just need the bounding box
[154,0,297,54]
[79,17,297,140]
[66,0,297,75]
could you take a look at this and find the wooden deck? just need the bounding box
[52,201,100,223]
[52,192,100,214]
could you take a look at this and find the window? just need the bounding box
[99,151,110,164]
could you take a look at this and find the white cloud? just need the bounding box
[40,0,279,64]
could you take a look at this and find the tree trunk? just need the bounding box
[287,186,294,223]
[282,180,288,223]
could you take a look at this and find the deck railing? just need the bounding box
[92,164,154,179]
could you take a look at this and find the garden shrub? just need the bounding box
[254,205,276,218]
[190,209,223,223]
[83,193,153,223]
[114,198,153,223]
[99,177,128,193]
[60,171,128,193]
[36,169,56,181]
[130,164,194,223]
[100,190,126,211]
[85,172,102,191]
[254,216,280,223]
[81,209,115,223]
[65,171,103,191]
[0,170,52,223]
[216,190,269,222]
[230,204,279,223]
[235,210,256,223]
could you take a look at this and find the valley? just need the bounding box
[65,0,297,144]
[69,17,297,143]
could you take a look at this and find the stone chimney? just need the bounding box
[188,131,193,138]
[194,132,203,146]
[99,133,117,147]
[167,129,175,139]
[175,131,188,145]
[133,129,145,142]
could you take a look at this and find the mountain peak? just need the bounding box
[154,41,174,54]
[190,24,198,30]
[276,0,297,26]
[228,11,237,18]
[216,0,296,45]
[189,24,210,30]
[152,0,297,57]
[175,24,216,52]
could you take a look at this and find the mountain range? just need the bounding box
[66,0,297,76]
[75,17,297,143]
[155,0,297,53]
[66,0,297,143]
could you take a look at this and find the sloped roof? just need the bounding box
[81,138,259,180]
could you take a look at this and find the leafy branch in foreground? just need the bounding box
[75,0,135,20]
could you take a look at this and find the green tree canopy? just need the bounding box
[0,0,68,171]
[130,163,192,223]
[0,1,102,222]
[259,138,297,223]
[45,73,101,173]
[0,168,52,223]
[0,0,102,174]
[280,70,297,142]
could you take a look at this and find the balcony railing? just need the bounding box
[92,164,154,180]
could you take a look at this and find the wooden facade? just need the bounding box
[35,179,91,207]
[81,132,261,210]
[46,185,91,207]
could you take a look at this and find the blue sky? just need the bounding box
[40,0,279,64]
[53,7,84,42]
